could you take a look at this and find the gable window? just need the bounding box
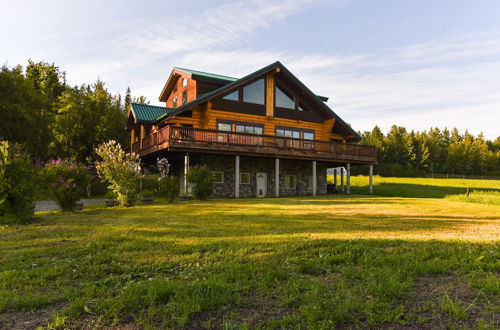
[182,78,188,87]
[172,96,178,108]
[284,175,296,189]
[212,171,224,183]
[243,79,264,105]
[240,173,250,184]
[182,91,187,105]
[223,90,239,101]
[275,86,295,109]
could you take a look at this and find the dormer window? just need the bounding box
[172,96,178,108]
[182,78,188,87]
[182,91,187,105]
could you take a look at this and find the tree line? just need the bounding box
[358,126,500,177]
[0,60,147,162]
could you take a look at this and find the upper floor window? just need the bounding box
[276,127,314,140]
[223,90,239,101]
[243,79,264,105]
[235,123,263,135]
[275,86,295,109]
[182,78,188,87]
[172,96,178,108]
[217,122,232,132]
[182,91,187,105]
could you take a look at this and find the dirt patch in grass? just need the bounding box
[184,293,293,329]
[0,304,64,330]
[394,274,499,329]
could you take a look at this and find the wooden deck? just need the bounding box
[133,126,377,164]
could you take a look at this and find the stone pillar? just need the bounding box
[312,160,317,196]
[275,158,280,197]
[235,156,240,198]
[341,167,344,192]
[369,164,373,195]
[346,162,351,194]
[184,154,189,195]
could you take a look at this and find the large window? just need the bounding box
[276,128,312,139]
[223,90,239,101]
[275,86,295,109]
[218,120,263,135]
[235,123,263,135]
[243,79,264,104]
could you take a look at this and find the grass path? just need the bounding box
[1,193,499,329]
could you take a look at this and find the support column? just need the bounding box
[184,154,189,195]
[369,164,373,195]
[235,156,240,198]
[346,163,351,194]
[275,158,280,197]
[312,161,317,196]
[341,167,344,192]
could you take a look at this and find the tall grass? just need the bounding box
[447,190,500,206]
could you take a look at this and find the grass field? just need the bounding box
[0,178,499,329]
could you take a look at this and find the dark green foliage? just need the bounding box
[40,160,90,211]
[157,176,180,203]
[0,141,37,224]
[358,126,500,177]
[187,165,213,200]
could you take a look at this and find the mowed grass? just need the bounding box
[1,179,499,329]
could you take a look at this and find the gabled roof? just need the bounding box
[129,103,174,123]
[157,61,360,141]
[174,67,238,84]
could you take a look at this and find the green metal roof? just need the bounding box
[174,67,238,83]
[130,103,174,123]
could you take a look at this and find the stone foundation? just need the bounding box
[187,154,327,198]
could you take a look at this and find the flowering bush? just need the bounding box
[94,141,141,207]
[0,141,37,224]
[41,159,89,211]
[155,158,179,203]
[186,165,213,200]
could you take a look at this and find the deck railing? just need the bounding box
[135,126,377,162]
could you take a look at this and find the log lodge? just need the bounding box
[126,61,376,197]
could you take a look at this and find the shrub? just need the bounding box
[155,157,179,203]
[94,141,141,207]
[141,189,154,198]
[157,176,179,203]
[0,141,37,224]
[41,160,89,212]
[186,165,213,200]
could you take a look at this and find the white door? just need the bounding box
[256,172,267,197]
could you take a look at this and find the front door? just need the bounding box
[256,172,267,197]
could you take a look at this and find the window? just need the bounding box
[212,171,224,183]
[275,86,295,109]
[217,122,232,132]
[240,173,250,184]
[304,132,314,140]
[182,91,187,105]
[172,96,178,108]
[276,128,314,140]
[182,78,188,87]
[235,124,263,135]
[243,79,264,104]
[223,90,239,101]
[284,175,296,189]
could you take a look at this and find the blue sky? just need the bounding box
[2,0,500,139]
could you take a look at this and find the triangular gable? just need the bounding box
[156,62,360,141]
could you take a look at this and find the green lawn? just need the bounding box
[1,178,499,329]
